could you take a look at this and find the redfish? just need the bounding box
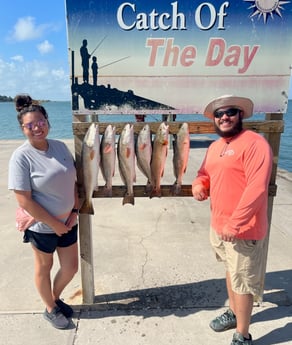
[150,122,169,198]
[100,124,116,197]
[80,123,100,214]
[118,124,136,205]
[172,122,190,195]
[135,124,153,193]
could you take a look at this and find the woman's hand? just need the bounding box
[65,211,78,229]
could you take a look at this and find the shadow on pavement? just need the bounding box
[72,269,292,342]
[77,278,227,317]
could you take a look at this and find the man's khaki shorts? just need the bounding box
[210,228,266,302]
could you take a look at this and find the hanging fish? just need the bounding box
[135,124,153,193]
[117,124,136,205]
[150,122,169,198]
[79,123,100,214]
[100,124,116,197]
[172,122,190,195]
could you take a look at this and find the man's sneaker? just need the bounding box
[209,309,237,332]
[55,299,74,318]
[43,306,69,329]
[231,332,253,345]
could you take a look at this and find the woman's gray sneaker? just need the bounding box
[231,332,253,345]
[55,299,74,318]
[43,306,69,329]
[209,309,237,332]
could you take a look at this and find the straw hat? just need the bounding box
[204,95,254,119]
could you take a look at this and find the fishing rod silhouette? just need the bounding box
[89,35,107,56]
[89,35,130,70]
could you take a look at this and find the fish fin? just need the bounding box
[126,147,131,158]
[79,200,94,214]
[103,144,112,154]
[90,150,95,160]
[123,193,135,205]
[139,143,147,150]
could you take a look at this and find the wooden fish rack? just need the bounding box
[72,113,284,304]
[72,117,283,199]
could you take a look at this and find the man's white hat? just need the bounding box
[204,95,254,119]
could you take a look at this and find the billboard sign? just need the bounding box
[65,0,292,114]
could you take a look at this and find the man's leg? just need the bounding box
[226,271,253,339]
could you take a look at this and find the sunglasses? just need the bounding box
[214,108,240,119]
[22,120,47,130]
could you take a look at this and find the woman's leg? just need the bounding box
[53,242,78,300]
[31,245,55,312]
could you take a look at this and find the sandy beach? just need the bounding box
[1,139,291,345]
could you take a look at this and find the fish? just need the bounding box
[100,124,116,197]
[150,122,169,198]
[135,124,153,193]
[79,123,100,214]
[172,122,190,195]
[117,123,136,205]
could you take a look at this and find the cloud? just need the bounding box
[0,58,70,100]
[37,40,54,55]
[9,16,57,42]
[11,55,24,62]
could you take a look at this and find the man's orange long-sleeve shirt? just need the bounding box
[193,129,273,240]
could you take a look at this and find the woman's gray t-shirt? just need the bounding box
[8,139,76,234]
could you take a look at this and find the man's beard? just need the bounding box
[215,117,243,138]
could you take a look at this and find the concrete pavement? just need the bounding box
[0,139,291,345]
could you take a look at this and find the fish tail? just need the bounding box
[150,187,161,199]
[122,193,135,205]
[79,200,94,214]
[171,182,181,196]
[145,181,153,194]
[103,186,113,197]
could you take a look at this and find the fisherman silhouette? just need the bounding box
[80,39,91,83]
[91,56,98,86]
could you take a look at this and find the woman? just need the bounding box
[8,94,79,329]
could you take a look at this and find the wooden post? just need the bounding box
[74,129,95,304]
[260,112,283,298]
[79,214,95,304]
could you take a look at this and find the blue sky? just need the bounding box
[0,0,291,101]
[0,0,70,100]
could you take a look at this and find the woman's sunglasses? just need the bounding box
[22,120,47,131]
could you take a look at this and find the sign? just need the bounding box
[65,0,292,114]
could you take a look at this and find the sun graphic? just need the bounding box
[244,0,290,23]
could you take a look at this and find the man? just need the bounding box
[192,95,273,345]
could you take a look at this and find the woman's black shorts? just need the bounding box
[23,225,78,254]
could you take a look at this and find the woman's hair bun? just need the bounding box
[14,94,39,112]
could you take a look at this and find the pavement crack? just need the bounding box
[138,208,166,286]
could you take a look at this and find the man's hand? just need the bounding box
[192,184,209,201]
[220,225,238,242]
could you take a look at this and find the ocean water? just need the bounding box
[1,100,291,172]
